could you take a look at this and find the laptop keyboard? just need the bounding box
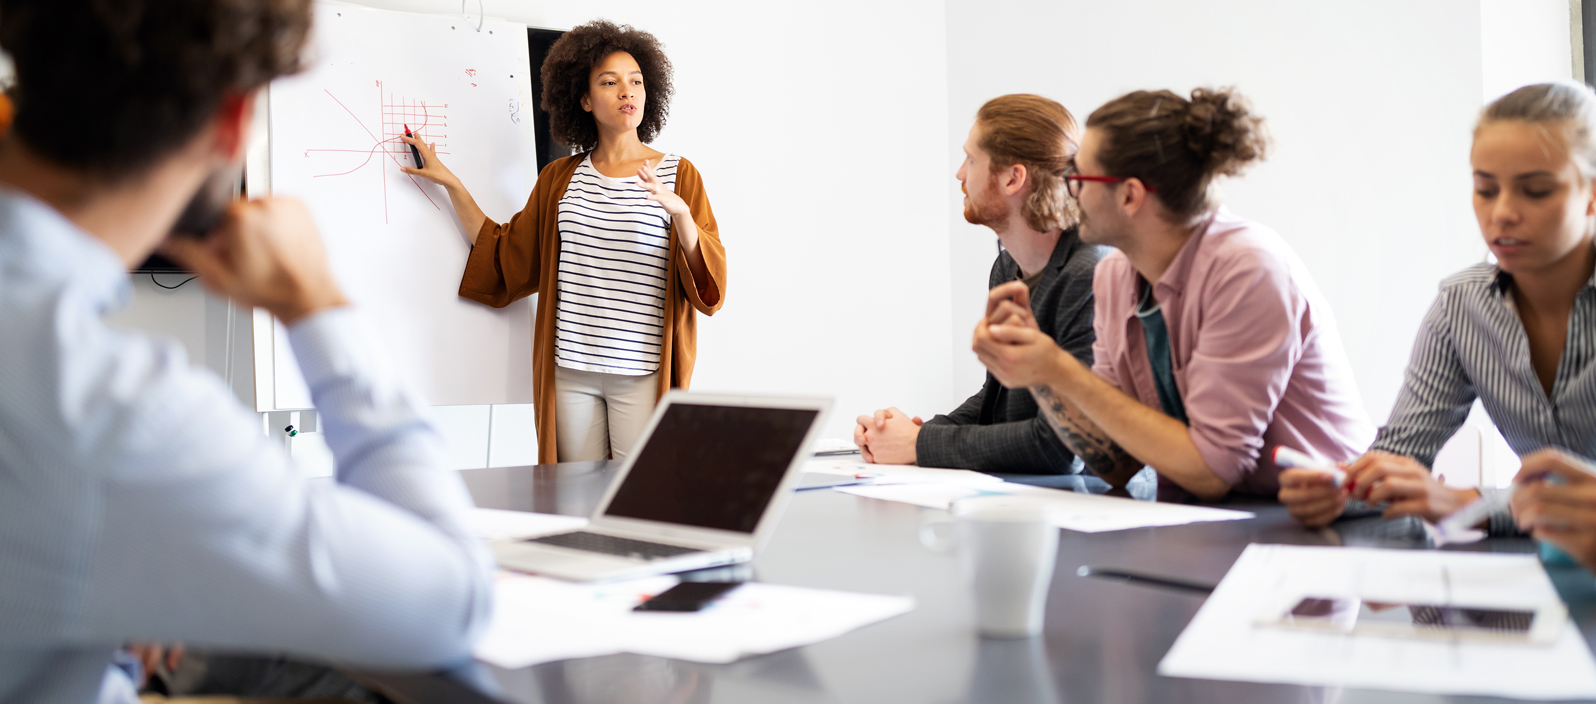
[524,531,703,561]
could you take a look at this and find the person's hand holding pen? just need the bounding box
[398,133,458,190]
[1281,450,1481,528]
[1279,468,1350,528]
[1512,448,1596,571]
[398,133,489,244]
[1341,451,1480,523]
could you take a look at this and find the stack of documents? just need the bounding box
[1159,544,1596,699]
[811,461,1252,532]
[474,573,915,669]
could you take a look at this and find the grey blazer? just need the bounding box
[916,228,1105,474]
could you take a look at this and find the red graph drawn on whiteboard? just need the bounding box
[302,80,450,224]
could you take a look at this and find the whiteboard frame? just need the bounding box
[245,84,282,411]
[243,11,539,412]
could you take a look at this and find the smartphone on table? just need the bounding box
[633,581,742,612]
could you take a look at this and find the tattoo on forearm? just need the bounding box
[1029,385,1142,485]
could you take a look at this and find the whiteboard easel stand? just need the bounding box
[244,84,315,450]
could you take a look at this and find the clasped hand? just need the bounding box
[853,407,922,464]
[971,281,1069,389]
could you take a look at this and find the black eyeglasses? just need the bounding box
[1064,165,1156,199]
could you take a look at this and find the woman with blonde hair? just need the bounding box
[1282,82,1596,568]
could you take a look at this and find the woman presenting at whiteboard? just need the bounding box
[402,20,725,463]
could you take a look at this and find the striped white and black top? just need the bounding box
[1372,262,1596,534]
[553,154,679,375]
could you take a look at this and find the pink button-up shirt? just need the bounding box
[1091,208,1375,502]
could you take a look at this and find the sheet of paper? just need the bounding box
[836,481,1252,533]
[803,459,1004,486]
[474,573,914,669]
[1158,544,1596,700]
[469,508,588,541]
[837,483,1007,509]
[474,574,677,668]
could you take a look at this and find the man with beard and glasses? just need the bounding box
[854,94,1106,475]
[0,2,494,703]
[974,87,1374,503]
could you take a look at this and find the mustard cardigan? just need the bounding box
[458,154,727,463]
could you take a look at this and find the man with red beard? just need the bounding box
[855,95,1106,475]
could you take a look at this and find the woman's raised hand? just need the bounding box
[399,134,458,189]
[636,160,690,218]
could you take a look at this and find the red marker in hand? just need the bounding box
[404,124,424,168]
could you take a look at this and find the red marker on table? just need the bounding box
[404,124,424,168]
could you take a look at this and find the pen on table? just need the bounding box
[404,124,424,168]
[813,448,862,457]
[1272,446,1347,488]
[1077,565,1215,595]
[796,480,871,492]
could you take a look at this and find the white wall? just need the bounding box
[1469,0,1578,477]
[1481,0,1575,101]
[946,0,1488,426]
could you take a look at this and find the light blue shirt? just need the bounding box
[0,189,494,704]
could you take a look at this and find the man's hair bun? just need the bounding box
[1086,86,1270,222]
[1182,87,1269,178]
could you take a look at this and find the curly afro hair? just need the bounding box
[541,20,674,152]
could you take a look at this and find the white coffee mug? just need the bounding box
[921,496,1059,638]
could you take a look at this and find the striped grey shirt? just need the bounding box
[1371,261,1596,534]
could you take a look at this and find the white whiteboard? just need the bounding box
[262,1,537,408]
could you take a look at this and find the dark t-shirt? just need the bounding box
[1135,284,1187,425]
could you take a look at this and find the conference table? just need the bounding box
[357,460,1596,704]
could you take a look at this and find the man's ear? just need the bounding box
[1000,163,1029,198]
[214,90,255,162]
[1121,177,1151,218]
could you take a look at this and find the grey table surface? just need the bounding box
[357,461,1596,704]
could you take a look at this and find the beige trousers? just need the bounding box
[554,365,660,462]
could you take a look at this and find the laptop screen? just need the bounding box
[602,403,819,533]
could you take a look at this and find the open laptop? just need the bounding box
[492,391,832,582]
